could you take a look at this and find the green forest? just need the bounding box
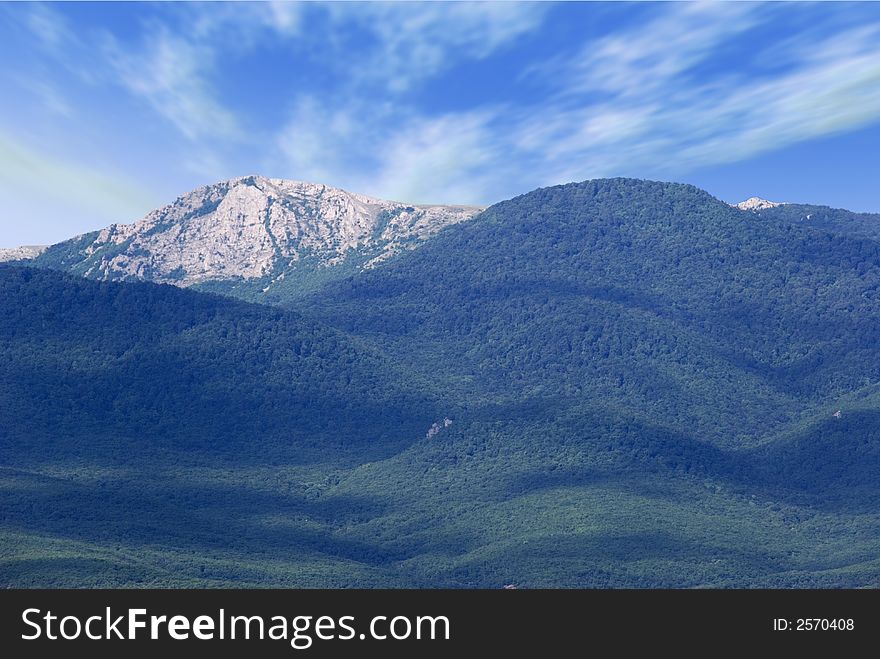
[3,179,880,588]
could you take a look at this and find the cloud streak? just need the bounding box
[281,3,880,205]
[4,1,880,246]
[324,1,549,92]
[271,3,880,205]
[519,5,880,184]
[103,27,240,141]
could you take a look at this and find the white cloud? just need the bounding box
[24,3,74,51]
[274,94,508,205]
[184,0,303,42]
[370,111,503,204]
[275,96,366,187]
[10,1,880,219]
[270,2,548,201]
[497,4,880,188]
[564,2,761,97]
[103,27,240,141]
[264,1,303,35]
[15,4,241,143]
[16,78,73,118]
[324,1,547,92]
[278,3,880,204]
[670,36,880,169]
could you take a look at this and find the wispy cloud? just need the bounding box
[271,2,549,202]
[517,4,880,185]
[103,27,240,141]
[13,1,545,184]
[665,29,880,169]
[295,2,880,204]
[324,1,548,92]
[276,96,365,188]
[15,78,73,118]
[369,110,503,204]
[274,94,511,205]
[16,3,258,143]
[182,0,304,44]
[24,2,75,52]
[5,0,880,244]
[558,2,761,98]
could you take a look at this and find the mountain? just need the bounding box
[30,175,481,302]
[735,196,784,211]
[0,245,46,262]
[288,178,880,586]
[302,178,880,448]
[5,178,880,588]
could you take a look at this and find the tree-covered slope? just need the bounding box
[5,179,880,588]
[281,177,880,587]
[748,202,880,243]
[0,265,437,463]
[0,265,445,587]
[301,178,880,448]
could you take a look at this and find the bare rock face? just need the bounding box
[735,197,785,211]
[62,176,482,287]
[0,245,47,262]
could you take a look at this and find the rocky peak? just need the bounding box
[59,175,483,287]
[735,197,785,211]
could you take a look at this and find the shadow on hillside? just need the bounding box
[499,412,752,498]
[0,421,423,470]
[748,409,880,513]
[0,467,409,569]
[441,531,788,588]
[499,408,880,514]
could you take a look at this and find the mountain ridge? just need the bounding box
[15,176,880,305]
[27,175,482,295]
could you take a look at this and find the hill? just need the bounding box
[289,178,880,586]
[301,178,880,448]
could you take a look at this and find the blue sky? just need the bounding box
[3,1,880,247]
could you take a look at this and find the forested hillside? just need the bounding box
[751,202,880,243]
[0,265,438,462]
[303,179,880,448]
[3,179,880,588]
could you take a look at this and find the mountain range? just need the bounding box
[3,177,880,588]
[13,176,480,302]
